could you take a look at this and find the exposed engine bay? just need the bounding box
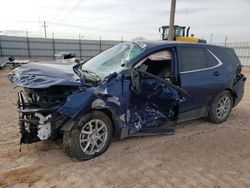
[18,86,78,143]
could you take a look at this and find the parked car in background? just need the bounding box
[8,41,246,161]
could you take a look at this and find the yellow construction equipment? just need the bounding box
[159,25,206,43]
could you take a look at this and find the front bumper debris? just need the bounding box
[17,92,54,144]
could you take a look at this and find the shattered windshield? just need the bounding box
[82,42,144,80]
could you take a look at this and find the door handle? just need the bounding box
[212,71,221,76]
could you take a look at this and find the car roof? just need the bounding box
[134,40,233,51]
[126,40,234,68]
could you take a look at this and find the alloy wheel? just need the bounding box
[216,96,231,120]
[79,119,108,155]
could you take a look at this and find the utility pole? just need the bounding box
[42,21,48,39]
[224,35,228,46]
[52,33,56,59]
[38,15,42,37]
[99,35,102,53]
[168,0,176,41]
[0,32,3,57]
[26,31,31,58]
[210,33,213,44]
[79,34,82,58]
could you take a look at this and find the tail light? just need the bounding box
[235,64,242,76]
[238,64,242,74]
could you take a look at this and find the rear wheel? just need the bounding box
[63,111,113,161]
[208,90,233,124]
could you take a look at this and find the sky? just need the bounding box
[0,0,249,42]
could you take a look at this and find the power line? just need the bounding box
[50,0,72,21]
[54,0,85,20]
[53,0,71,19]
[48,21,96,30]
[47,22,155,35]
[58,0,86,21]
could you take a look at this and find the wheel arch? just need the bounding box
[93,108,121,138]
[61,107,122,138]
[224,88,237,107]
[207,88,235,115]
[211,88,236,107]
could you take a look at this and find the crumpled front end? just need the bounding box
[9,61,185,144]
[17,86,78,144]
[7,62,81,88]
[7,62,84,144]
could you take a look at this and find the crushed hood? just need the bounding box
[7,61,81,88]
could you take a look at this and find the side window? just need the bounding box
[135,50,173,79]
[179,47,219,72]
[216,48,240,67]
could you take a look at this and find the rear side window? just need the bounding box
[215,48,240,67]
[179,47,219,72]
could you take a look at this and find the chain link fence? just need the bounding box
[0,34,249,67]
[0,35,122,61]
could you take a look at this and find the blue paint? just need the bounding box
[8,61,81,88]
[8,41,246,140]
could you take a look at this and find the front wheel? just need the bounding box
[63,111,113,161]
[208,90,233,124]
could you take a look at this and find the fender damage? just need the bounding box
[9,62,82,143]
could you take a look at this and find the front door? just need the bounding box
[127,69,186,136]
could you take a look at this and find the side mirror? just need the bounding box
[9,56,15,62]
[130,69,141,94]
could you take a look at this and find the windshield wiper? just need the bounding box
[73,63,83,77]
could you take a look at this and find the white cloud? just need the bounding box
[0,0,249,42]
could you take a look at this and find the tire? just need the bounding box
[208,90,233,124]
[63,111,113,161]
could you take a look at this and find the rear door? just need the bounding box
[212,48,246,106]
[177,46,226,121]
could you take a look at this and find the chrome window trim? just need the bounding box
[180,49,223,74]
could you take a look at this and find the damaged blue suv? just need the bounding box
[8,41,246,161]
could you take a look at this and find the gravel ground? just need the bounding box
[0,67,249,188]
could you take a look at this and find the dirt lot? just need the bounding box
[0,67,249,188]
